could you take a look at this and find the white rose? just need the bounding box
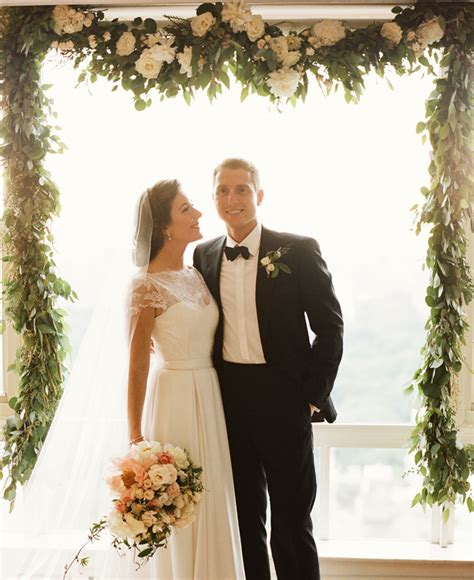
[134,487,144,499]
[116,31,136,56]
[161,511,175,524]
[246,14,265,42]
[148,464,166,487]
[88,34,98,49]
[164,444,189,469]
[406,31,416,42]
[84,13,94,28]
[63,24,76,34]
[191,12,216,38]
[266,67,301,98]
[260,256,271,266]
[269,36,288,62]
[311,20,346,47]
[143,478,152,489]
[135,49,163,79]
[287,35,302,51]
[175,494,185,509]
[143,33,161,48]
[149,441,163,454]
[52,5,69,25]
[149,463,177,486]
[266,263,276,272]
[416,17,444,46]
[159,492,171,506]
[164,463,178,484]
[380,22,403,45]
[142,510,158,528]
[283,51,300,67]
[108,511,132,539]
[150,37,176,64]
[59,40,74,51]
[306,47,315,56]
[144,489,154,500]
[222,1,252,33]
[177,46,193,78]
[124,513,147,537]
[50,40,59,50]
[103,31,111,42]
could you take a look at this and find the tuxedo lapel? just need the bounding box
[256,226,278,345]
[205,236,226,307]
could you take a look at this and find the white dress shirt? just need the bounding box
[220,223,266,364]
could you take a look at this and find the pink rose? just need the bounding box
[167,482,180,499]
[158,452,174,464]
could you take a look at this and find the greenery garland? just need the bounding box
[0,8,76,507]
[0,2,472,519]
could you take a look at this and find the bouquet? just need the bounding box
[64,440,203,577]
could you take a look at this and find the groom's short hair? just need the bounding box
[213,158,261,191]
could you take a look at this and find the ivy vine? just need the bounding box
[0,2,472,519]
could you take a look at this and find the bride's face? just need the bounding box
[166,192,203,244]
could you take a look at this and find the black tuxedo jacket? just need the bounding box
[193,226,343,423]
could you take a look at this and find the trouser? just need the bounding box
[218,362,320,580]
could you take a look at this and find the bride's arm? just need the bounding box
[127,305,157,443]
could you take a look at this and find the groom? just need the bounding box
[193,158,343,580]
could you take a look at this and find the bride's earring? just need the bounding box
[166,231,172,241]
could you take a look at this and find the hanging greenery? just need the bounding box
[0,2,472,518]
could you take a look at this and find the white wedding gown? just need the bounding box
[101,267,244,579]
[4,267,243,580]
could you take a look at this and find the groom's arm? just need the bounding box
[298,237,344,411]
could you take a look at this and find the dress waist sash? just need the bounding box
[163,358,213,370]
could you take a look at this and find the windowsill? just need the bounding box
[317,538,474,579]
[318,537,474,561]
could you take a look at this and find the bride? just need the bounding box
[4,179,244,579]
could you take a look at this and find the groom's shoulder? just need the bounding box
[264,227,320,252]
[194,235,225,255]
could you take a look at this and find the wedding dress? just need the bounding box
[3,266,244,579]
[101,267,244,579]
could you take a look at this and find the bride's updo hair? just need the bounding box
[133,179,181,267]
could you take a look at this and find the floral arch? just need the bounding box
[0,2,473,520]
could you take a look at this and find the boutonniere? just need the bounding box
[260,246,291,278]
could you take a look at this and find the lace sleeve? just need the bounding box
[128,275,170,320]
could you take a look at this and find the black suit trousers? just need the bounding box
[218,362,320,580]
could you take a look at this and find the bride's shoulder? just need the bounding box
[128,271,167,295]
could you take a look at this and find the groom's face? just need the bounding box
[213,168,263,234]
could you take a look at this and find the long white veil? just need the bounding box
[1,193,156,579]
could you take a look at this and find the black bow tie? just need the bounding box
[224,245,250,261]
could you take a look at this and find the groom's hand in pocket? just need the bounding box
[309,403,320,415]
